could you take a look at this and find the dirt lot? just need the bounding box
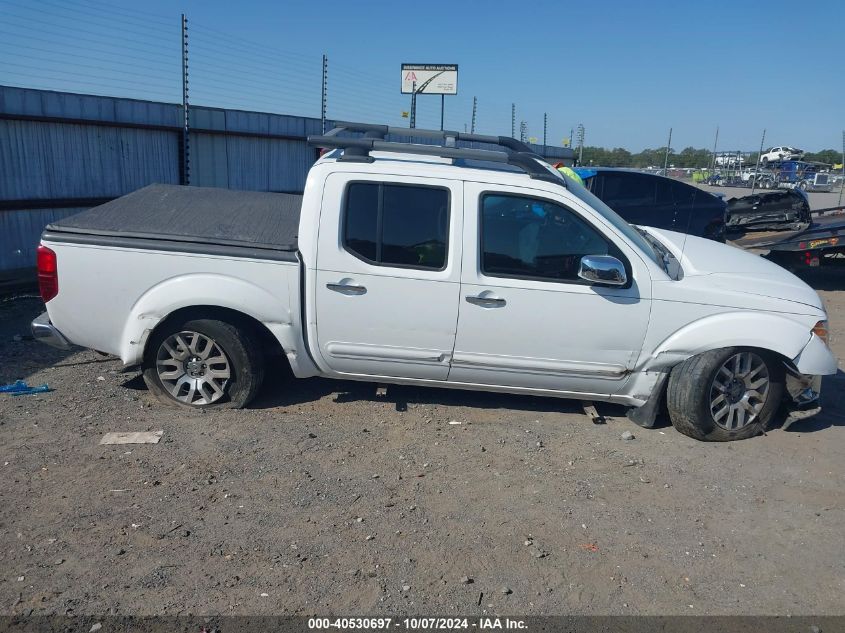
[1,272,844,617]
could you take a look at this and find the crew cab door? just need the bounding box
[450,183,651,395]
[312,173,462,380]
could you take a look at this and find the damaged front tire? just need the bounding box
[666,348,784,441]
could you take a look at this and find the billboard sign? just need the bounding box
[401,64,458,95]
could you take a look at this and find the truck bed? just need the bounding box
[43,184,302,261]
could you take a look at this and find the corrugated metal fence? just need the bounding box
[0,85,574,283]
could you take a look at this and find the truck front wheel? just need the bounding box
[666,348,784,441]
[142,318,264,409]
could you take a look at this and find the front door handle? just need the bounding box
[465,295,506,308]
[327,282,367,295]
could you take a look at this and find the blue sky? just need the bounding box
[1,0,843,151]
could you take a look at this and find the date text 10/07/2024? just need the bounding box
[307,618,528,630]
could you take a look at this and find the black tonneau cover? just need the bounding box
[45,184,302,260]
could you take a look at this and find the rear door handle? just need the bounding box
[465,295,506,308]
[327,282,367,295]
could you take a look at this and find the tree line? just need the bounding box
[571,146,842,168]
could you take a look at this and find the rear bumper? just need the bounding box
[31,311,71,350]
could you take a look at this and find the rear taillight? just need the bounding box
[37,244,58,302]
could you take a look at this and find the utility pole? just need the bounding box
[519,121,527,143]
[710,126,719,173]
[576,123,585,165]
[511,103,516,138]
[470,96,477,134]
[543,112,547,156]
[180,13,190,185]
[663,127,673,173]
[751,129,766,195]
[838,130,845,206]
[321,54,328,134]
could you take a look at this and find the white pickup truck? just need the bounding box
[32,123,837,442]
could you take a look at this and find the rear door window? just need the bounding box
[600,173,655,208]
[670,181,697,208]
[654,179,674,206]
[343,182,450,270]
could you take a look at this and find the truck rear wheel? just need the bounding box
[666,348,783,441]
[142,318,264,409]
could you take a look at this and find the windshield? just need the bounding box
[554,171,663,268]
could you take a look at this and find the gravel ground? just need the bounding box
[1,272,844,617]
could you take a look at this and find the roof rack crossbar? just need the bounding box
[330,120,536,154]
[308,132,562,184]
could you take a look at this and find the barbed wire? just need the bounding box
[0,0,559,143]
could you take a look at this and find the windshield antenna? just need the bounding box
[678,190,695,271]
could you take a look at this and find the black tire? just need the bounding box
[666,347,784,441]
[142,318,264,409]
[761,157,768,167]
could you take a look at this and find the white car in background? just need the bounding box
[715,153,743,167]
[761,146,804,165]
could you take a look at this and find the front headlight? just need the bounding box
[812,320,829,345]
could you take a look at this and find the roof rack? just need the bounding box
[307,121,565,185]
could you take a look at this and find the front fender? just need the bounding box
[792,334,838,375]
[119,273,293,365]
[641,311,813,371]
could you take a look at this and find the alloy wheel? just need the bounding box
[155,331,231,405]
[709,351,770,430]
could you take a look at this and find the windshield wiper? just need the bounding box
[635,227,671,274]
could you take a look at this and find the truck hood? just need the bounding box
[643,227,825,314]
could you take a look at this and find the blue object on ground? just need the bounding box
[0,379,52,396]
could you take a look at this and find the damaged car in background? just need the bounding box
[575,167,727,242]
[726,188,812,232]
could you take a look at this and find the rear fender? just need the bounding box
[120,273,294,366]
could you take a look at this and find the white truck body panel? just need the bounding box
[450,180,652,396]
[311,171,464,380]
[41,242,307,371]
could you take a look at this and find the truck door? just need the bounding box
[449,183,651,395]
[312,173,462,380]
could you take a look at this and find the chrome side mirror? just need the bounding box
[578,255,627,286]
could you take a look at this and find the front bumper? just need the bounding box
[783,333,837,426]
[31,311,71,350]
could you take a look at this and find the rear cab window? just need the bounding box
[600,173,655,208]
[343,182,450,270]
